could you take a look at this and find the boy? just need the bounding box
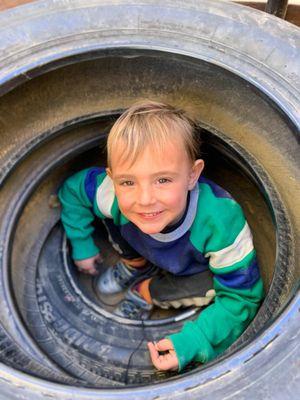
[58,100,264,372]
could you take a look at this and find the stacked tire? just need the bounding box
[0,1,299,399]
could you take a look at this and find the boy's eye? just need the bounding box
[120,180,134,186]
[157,178,170,184]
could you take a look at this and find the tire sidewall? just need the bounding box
[0,1,299,399]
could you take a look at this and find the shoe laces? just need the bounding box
[112,261,136,286]
[118,300,142,319]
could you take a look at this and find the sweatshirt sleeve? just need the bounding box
[58,169,100,260]
[167,205,265,371]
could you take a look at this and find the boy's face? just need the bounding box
[107,139,204,235]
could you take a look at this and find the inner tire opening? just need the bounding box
[8,118,280,386]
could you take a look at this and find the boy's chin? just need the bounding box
[136,224,162,235]
[133,220,166,235]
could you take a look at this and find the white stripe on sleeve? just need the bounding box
[205,222,254,269]
[96,175,115,218]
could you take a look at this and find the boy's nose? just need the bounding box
[137,185,156,206]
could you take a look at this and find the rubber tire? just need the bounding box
[16,124,192,386]
[0,0,299,399]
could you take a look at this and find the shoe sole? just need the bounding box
[153,289,216,309]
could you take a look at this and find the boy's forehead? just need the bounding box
[110,139,190,173]
[112,136,185,158]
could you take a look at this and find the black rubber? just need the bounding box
[10,121,196,386]
[0,0,299,399]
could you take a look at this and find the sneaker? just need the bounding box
[95,260,157,295]
[113,284,153,320]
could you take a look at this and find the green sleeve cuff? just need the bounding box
[167,322,215,371]
[71,237,100,260]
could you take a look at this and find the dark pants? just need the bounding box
[103,219,214,305]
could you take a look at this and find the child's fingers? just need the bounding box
[94,254,103,264]
[147,342,159,363]
[158,352,179,371]
[77,265,98,275]
[147,342,159,357]
[86,269,98,275]
[148,342,167,370]
[155,338,174,352]
[147,342,179,371]
[85,268,98,275]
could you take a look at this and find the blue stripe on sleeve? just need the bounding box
[199,177,233,199]
[84,167,104,203]
[214,258,260,289]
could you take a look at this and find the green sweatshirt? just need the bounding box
[58,168,265,370]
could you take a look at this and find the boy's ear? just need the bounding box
[188,159,204,190]
[106,167,112,179]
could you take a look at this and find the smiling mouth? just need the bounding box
[138,211,163,219]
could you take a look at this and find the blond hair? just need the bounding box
[107,100,200,169]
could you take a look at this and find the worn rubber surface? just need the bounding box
[15,127,189,386]
[0,0,299,398]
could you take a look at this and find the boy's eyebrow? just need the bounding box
[114,174,135,180]
[114,171,180,179]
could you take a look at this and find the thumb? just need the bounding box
[155,338,174,352]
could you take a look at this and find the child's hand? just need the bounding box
[74,254,102,275]
[147,339,179,371]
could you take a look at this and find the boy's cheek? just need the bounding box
[116,197,133,214]
[115,190,131,206]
